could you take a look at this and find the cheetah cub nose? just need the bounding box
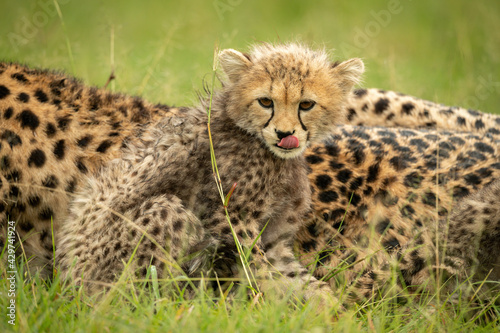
[276,130,299,149]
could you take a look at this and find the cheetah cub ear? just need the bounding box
[331,58,365,92]
[218,49,252,84]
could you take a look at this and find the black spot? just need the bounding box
[0,85,10,99]
[475,119,485,130]
[421,192,437,207]
[467,150,486,161]
[330,208,346,222]
[96,140,113,153]
[400,205,415,217]
[77,135,93,148]
[76,159,88,174]
[400,130,416,137]
[474,142,494,154]
[27,149,46,168]
[5,169,20,182]
[352,129,371,140]
[307,223,319,237]
[424,134,439,142]
[19,221,34,232]
[349,193,361,206]
[337,169,352,183]
[363,186,373,196]
[347,108,356,121]
[401,103,414,115]
[3,107,13,119]
[42,175,58,189]
[16,109,40,130]
[409,138,429,152]
[453,186,470,199]
[366,163,380,183]
[319,191,339,203]
[17,92,29,102]
[353,88,367,97]
[389,156,407,171]
[45,123,57,137]
[28,196,41,207]
[34,89,49,103]
[381,137,399,148]
[464,173,481,186]
[39,207,54,220]
[383,238,400,250]
[374,98,390,114]
[65,178,77,193]
[0,155,10,170]
[302,240,317,252]
[456,117,466,126]
[11,73,28,83]
[403,172,423,189]
[349,176,364,191]
[1,130,22,148]
[51,86,61,96]
[57,116,71,131]
[329,161,344,169]
[449,137,465,146]
[350,144,366,165]
[306,155,324,164]
[53,139,65,159]
[251,210,262,219]
[9,185,19,197]
[315,174,332,190]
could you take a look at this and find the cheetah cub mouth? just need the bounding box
[218,43,364,159]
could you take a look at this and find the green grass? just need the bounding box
[1,0,500,332]
[0,0,499,112]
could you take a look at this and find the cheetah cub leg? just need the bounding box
[260,238,340,309]
[57,193,214,295]
[255,212,340,309]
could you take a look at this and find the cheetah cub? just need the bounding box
[57,43,364,303]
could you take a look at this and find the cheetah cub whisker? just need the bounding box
[54,43,363,305]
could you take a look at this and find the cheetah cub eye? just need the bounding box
[299,101,315,111]
[258,97,274,108]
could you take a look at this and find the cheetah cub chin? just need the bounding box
[57,43,363,304]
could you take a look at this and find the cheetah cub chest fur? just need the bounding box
[57,44,364,302]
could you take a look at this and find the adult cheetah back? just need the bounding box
[0,62,171,275]
[345,88,500,136]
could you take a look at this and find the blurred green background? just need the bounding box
[0,0,499,113]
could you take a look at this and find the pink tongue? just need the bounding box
[277,135,299,149]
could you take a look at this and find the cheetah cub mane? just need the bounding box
[218,43,364,158]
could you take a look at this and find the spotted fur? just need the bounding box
[1,45,366,305]
[345,88,500,136]
[2,44,500,307]
[299,125,500,303]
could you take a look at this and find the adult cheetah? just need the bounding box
[299,124,500,303]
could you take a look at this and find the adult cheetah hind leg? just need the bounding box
[57,194,216,295]
[441,178,500,299]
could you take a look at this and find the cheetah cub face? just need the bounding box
[219,43,364,159]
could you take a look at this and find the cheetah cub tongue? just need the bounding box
[277,135,299,149]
